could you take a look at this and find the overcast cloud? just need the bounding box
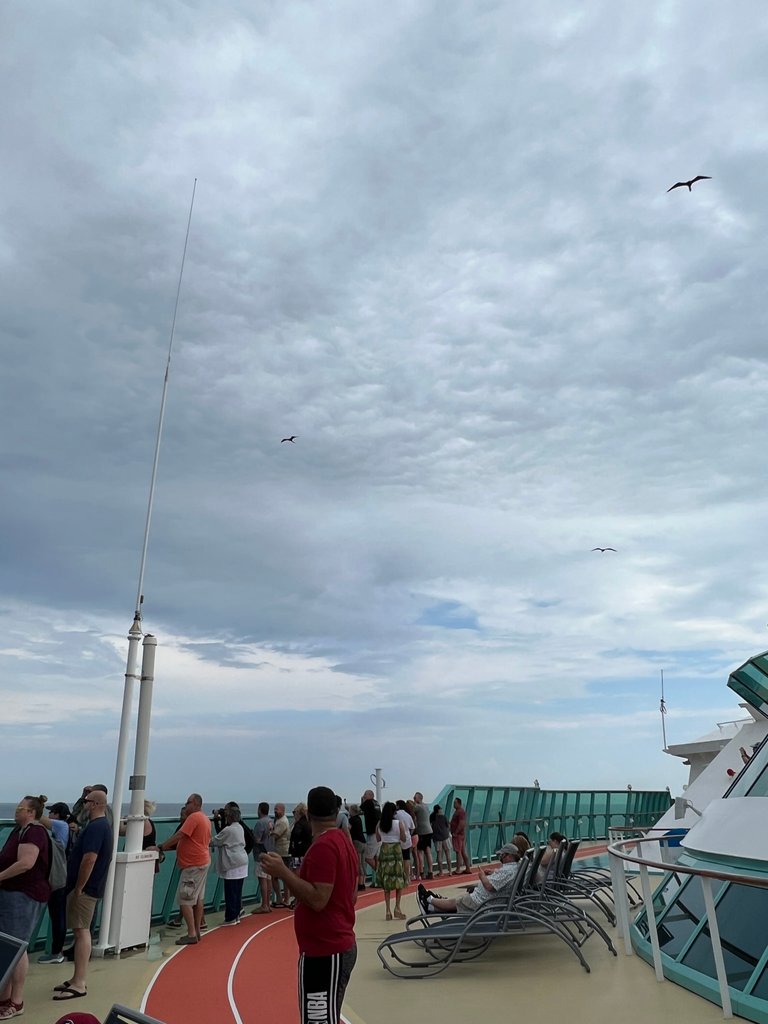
[2,0,768,805]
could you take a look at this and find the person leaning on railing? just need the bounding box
[449,797,472,874]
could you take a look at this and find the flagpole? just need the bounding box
[660,669,668,750]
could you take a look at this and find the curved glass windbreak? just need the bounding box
[632,871,768,1022]
[681,883,768,992]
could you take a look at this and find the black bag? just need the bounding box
[242,822,254,856]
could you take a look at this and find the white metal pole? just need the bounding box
[639,862,665,982]
[609,848,633,956]
[95,613,143,954]
[124,634,157,853]
[700,876,732,1018]
[374,769,383,805]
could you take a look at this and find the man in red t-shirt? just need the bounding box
[450,796,471,874]
[261,786,358,1024]
[158,793,211,944]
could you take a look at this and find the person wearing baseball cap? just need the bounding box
[37,803,73,965]
[417,842,523,916]
[47,802,71,819]
[53,1013,102,1024]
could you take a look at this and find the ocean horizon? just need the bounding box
[0,800,298,821]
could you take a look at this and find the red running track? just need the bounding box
[143,848,607,1024]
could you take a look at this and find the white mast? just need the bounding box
[96,180,197,954]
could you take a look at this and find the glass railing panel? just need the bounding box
[749,961,768,1001]
[681,882,768,991]
[653,875,707,958]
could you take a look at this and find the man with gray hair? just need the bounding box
[417,842,522,916]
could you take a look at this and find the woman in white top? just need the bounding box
[375,802,408,921]
[211,807,249,924]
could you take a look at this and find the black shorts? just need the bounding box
[417,833,433,851]
[299,945,357,1024]
[402,847,411,861]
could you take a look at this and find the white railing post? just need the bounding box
[700,876,732,1019]
[609,846,633,955]
[639,862,664,982]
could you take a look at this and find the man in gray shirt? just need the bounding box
[412,792,434,880]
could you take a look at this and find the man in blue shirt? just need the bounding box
[53,790,112,1003]
[37,802,71,964]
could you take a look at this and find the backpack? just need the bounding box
[47,831,68,891]
[241,822,255,856]
[22,823,67,891]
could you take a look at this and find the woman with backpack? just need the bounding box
[0,794,53,1019]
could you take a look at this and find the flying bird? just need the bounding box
[591,547,616,553]
[281,436,297,443]
[667,175,712,192]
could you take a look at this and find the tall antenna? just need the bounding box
[660,668,668,750]
[134,176,198,615]
[97,179,197,954]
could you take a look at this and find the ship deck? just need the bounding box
[19,855,727,1024]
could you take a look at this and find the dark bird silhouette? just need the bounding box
[592,547,616,553]
[667,175,711,192]
[281,436,297,443]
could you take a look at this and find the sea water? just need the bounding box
[0,801,297,820]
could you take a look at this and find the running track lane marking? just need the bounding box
[141,918,294,1023]
[141,884,471,1024]
[227,917,291,1024]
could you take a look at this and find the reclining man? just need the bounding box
[417,842,522,915]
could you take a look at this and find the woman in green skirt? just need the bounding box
[375,801,408,920]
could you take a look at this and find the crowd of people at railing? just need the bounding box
[0,783,476,1018]
[0,779,577,1024]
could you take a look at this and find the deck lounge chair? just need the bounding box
[376,846,617,978]
[541,840,618,925]
[569,850,642,907]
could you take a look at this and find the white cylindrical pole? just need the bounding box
[95,613,143,954]
[124,634,157,853]
[374,769,383,805]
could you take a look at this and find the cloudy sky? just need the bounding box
[2,1,767,807]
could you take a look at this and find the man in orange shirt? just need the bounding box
[158,793,211,944]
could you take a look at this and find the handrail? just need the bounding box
[0,808,671,956]
[608,835,768,889]
[606,832,768,1019]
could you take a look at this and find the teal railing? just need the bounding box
[2,786,672,952]
[0,816,264,953]
[432,785,673,864]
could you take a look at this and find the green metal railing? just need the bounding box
[433,784,673,864]
[0,816,265,953]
